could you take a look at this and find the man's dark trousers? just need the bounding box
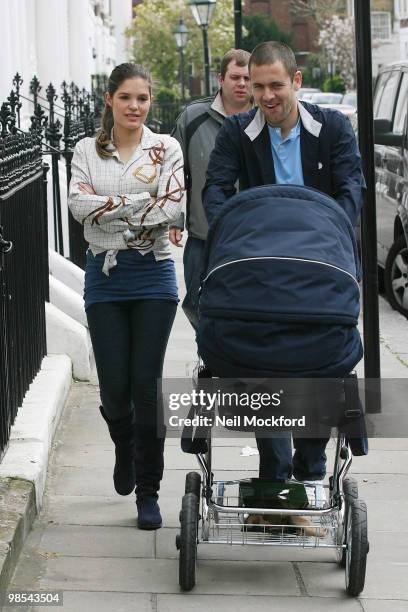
[182,236,206,331]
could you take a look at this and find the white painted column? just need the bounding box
[94,15,105,75]
[0,0,15,100]
[68,0,94,89]
[36,0,70,89]
[111,0,133,63]
[15,0,39,129]
[23,0,38,81]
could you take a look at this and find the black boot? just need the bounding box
[99,406,137,496]
[134,434,165,529]
[136,496,162,530]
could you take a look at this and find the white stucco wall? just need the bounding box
[1,0,133,104]
[372,36,401,75]
[68,0,95,90]
[111,0,133,63]
[36,0,70,87]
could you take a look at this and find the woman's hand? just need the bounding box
[79,182,96,195]
[169,228,183,247]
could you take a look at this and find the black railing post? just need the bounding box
[42,161,50,303]
[234,0,242,49]
[46,83,64,256]
[30,76,41,110]
[202,26,211,96]
[354,0,381,412]
[62,81,88,268]
[12,73,23,128]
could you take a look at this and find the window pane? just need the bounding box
[374,71,400,121]
[371,11,391,40]
[374,73,388,117]
[393,72,408,134]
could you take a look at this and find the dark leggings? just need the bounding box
[86,299,177,496]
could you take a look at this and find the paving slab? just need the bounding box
[11,556,300,596]
[49,465,258,498]
[156,594,362,612]
[363,500,408,532]
[299,560,408,599]
[365,438,408,451]
[52,443,262,471]
[350,451,408,474]
[2,592,153,612]
[356,473,408,501]
[45,495,137,528]
[362,531,408,563]
[360,599,408,612]
[37,524,154,558]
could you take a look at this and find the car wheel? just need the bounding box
[384,235,408,318]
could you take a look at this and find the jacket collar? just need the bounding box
[210,90,254,124]
[106,125,162,161]
[211,91,227,118]
[244,101,322,141]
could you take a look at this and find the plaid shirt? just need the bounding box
[68,126,185,274]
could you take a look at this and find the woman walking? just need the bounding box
[68,63,185,530]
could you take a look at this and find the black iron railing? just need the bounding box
[0,125,48,459]
[0,72,107,455]
[148,101,185,135]
[4,73,106,269]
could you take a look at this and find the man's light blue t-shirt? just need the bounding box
[268,119,304,186]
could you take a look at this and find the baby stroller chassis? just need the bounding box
[176,429,369,596]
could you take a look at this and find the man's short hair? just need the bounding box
[220,49,251,79]
[249,42,298,80]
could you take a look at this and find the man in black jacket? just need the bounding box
[202,41,365,530]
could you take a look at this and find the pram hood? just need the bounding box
[199,185,361,326]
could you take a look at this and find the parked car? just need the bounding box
[342,91,357,110]
[309,92,344,105]
[296,87,321,101]
[316,103,358,131]
[374,61,408,318]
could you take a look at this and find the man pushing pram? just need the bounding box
[200,41,367,530]
[176,41,368,595]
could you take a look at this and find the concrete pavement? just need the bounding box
[4,245,408,611]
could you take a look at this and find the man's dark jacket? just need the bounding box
[202,101,365,227]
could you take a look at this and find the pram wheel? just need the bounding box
[179,492,199,591]
[345,498,368,596]
[339,477,359,567]
[185,472,201,497]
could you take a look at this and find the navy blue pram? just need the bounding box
[197,185,363,378]
[177,186,369,596]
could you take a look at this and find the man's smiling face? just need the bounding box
[250,60,302,128]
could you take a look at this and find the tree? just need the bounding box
[290,0,348,27]
[241,14,291,53]
[301,53,326,88]
[323,74,346,93]
[290,0,355,90]
[126,0,235,93]
[318,16,356,90]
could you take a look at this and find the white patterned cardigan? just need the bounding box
[68,126,186,274]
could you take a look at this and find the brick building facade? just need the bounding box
[244,0,318,65]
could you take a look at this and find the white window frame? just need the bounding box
[371,11,392,41]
